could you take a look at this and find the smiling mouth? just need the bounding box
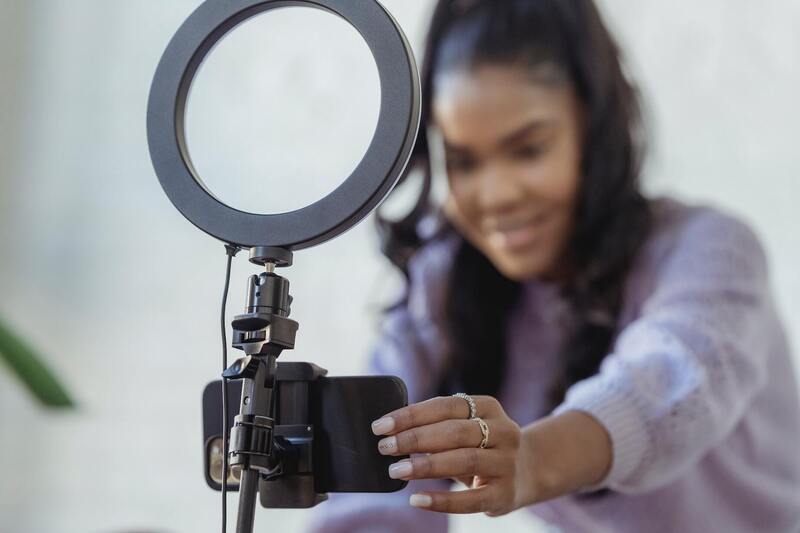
[487,212,549,251]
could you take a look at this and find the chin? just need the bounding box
[490,253,554,282]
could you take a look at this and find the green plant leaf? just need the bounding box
[0,315,74,408]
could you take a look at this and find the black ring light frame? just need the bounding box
[147,0,421,251]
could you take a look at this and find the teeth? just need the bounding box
[489,232,507,248]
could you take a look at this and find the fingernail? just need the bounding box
[388,460,413,479]
[371,416,395,435]
[377,436,397,455]
[409,493,432,508]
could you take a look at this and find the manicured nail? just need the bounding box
[377,436,397,455]
[409,493,432,508]
[388,460,412,479]
[371,416,395,435]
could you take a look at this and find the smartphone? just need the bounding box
[202,362,409,498]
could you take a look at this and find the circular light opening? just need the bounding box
[185,6,381,215]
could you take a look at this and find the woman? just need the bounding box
[307,1,800,531]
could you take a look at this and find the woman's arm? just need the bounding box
[373,207,777,513]
[370,394,612,515]
[550,209,773,493]
[517,410,612,504]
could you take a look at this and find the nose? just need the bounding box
[475,163,523,214]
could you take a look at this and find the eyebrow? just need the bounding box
[443,119,555,154]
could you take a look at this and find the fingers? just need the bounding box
[370,395,522,517]
[408,485,509,515]
[377,418,485,456]
[387,448,511,481]
[378,416,520,456]
[372,395,502,436]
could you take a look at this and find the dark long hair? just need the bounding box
[376,0,652,408]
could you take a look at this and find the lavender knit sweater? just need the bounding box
[306,198,800,533]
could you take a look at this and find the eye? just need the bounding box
[511,143,547,160]
[446,153,478,174]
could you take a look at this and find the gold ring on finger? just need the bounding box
[473,416,490,449]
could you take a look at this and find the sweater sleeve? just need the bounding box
[553,208,772,493]
[305,242,454,533]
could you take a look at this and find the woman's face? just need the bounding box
[433,64,583,282]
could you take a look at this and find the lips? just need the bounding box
[487,213,548,252]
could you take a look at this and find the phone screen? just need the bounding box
[311,375,409,493]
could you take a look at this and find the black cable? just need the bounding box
[221,244,239,533]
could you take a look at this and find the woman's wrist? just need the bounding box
[516,410,613,508]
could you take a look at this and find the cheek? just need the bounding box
[523,149,582,208]
[528,162,580,250]
[443,180,479,235]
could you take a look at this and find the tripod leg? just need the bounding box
[236,470,259,533]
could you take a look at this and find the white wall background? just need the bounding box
[0,1,797,532]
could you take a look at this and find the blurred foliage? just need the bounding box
[0,315,74,408]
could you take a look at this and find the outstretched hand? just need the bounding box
[371,395,534,516]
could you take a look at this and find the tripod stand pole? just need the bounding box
[236,470,259,533]
[227,354,279,533]
[226,352,280,533]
